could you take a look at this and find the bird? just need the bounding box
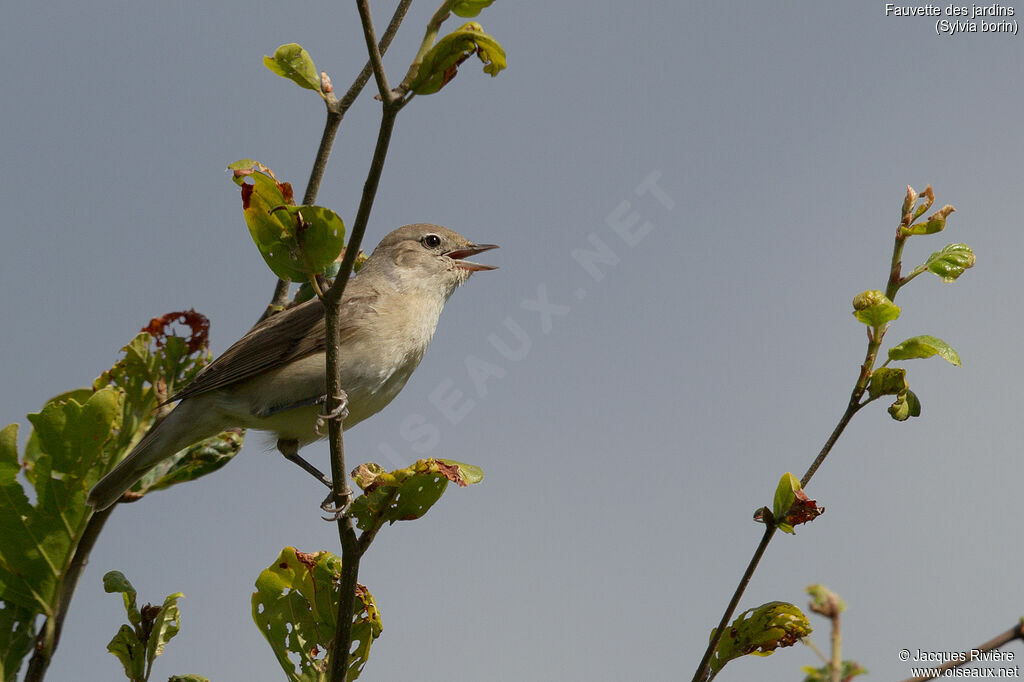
[88,224,497,510]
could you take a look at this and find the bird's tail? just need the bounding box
[88,401,218,510]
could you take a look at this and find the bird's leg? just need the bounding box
[277,439,348,518]
[276,438,333,490]
[315,393,349,435]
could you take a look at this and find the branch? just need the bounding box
[901,621,1024,682]
[690,525,776,682]
[397,0,456,92]
[354,0,396,106]
[23,507,114,682]
[339,0,412,113]
[260,0,412,321]
[690,204,925,681]
[324,3,405,679]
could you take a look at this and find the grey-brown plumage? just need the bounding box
[88,224,497,510]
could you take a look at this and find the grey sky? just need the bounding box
[2,2,1022,680]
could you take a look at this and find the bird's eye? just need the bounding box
[422,234,442,249]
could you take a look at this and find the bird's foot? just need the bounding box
[320,491,352,521]
[315,395,349,435]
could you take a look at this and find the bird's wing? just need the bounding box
[167,292,377,403]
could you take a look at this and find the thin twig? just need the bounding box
[828,608,841,682]
[691,397,864,682]
[354,0,395,105]
[23,507,114,682]
[324,2,405,679]
[901,621,1024,682]
[691,525,776,682]
[338,0,413,115]
[257,277,294,323]
[691,204,925,681]
[260,0,412,321]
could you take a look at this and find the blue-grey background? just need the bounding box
[2,2,1021,680]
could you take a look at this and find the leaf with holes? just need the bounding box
[707,601,812,678]
[349,459,484,531]
[252,548,381,681]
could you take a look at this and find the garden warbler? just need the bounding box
[88,224,497,510]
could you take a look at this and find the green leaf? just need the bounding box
[805,584,845,616]
[92,315,240,502]
[904,204,955,236]
[103,571,141,628]
[138,431,243,494]
[451,0,496,16]
[230,161,345,282]
[868,367,907,399]
[263,43,322,93]
[0,599,36,682]
[771,473,799,529]
[146,591,183,670]
[410,22,506,95]
[888,335,961,367]
[0,389,120,614]
[169,676,211,682]
[107,623,146,681]
[802,660,868,682]
[707,601,811,678]
[349,458,484,532]
[851,290,900,327]
[104,573,183,681]
[252,548,382,681]
[889,396,909,420]
[924,243,975,283]
[769,473,823,535]
[905,389,922,418]
[271,205,347,279]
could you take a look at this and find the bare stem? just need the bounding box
[829,610,841,682]
[901,621,1024,682]
[355,0,395,105]
[338,0,412,114]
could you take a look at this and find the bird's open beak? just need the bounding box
[448,243,499,271]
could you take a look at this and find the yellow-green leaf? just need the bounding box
[410,22,506,95]
[263,43,321,93]
[252,548,381,681]
[852,290,900,327]
[708,601,811,677]
[888,335,961,367]
[924,243,975,283]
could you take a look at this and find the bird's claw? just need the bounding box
[320,491,351,521]
[315,396,349,435]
